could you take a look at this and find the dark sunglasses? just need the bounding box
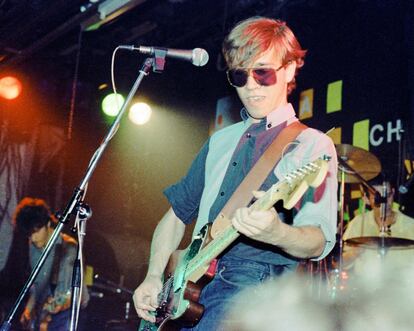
[226,64,285,88]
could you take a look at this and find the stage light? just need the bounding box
[0,76,22,100]
[129,102,152,125]
[102,93,125,116]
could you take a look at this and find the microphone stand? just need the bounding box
[0,55,161,331]
[69,202,92,331]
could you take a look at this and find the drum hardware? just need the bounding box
[335,144,381,183]
[331,144,383,297]
[86,274,137,330]
[345,236,414,249]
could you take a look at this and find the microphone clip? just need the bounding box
[153,48,167,73]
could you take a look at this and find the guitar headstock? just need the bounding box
[247,155,331,213]
[282,155,331,209]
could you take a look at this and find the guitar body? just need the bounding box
[139,280,208,331]
[138,225,217,331]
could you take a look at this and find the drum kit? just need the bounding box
[335,143,414,249]
[304,143,414,296]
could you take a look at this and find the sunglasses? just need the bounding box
[226,64,286,88]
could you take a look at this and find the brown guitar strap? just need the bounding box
[218,121,307,220]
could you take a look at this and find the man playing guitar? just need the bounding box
[133,16,338,330]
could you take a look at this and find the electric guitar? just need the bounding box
[25,291,72,331]
[139,155,331,331]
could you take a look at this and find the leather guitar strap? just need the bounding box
[217,121,307,221]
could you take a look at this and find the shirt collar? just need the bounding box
[240,103,297,130]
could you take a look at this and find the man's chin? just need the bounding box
[246,110,266,120]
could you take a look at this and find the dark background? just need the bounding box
[1,0,414,328]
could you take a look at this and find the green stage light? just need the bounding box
[102,93,125,117]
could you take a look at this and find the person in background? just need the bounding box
[343,178,414,272]
[14,197,89,331]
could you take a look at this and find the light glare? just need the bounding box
[0,76,22,100]
[129,102,152,125]
[102,93,125,117]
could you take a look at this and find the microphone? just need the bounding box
[399,173,414,194]
[119,45,209,67]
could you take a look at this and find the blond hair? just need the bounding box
[223,17,306,94]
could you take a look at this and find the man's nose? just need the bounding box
[244,73,260,90]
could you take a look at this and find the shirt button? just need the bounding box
[232,162,237,166]
[267,123,272,128]
[246,133,251,138]
[220,192,225,196]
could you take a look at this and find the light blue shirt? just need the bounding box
[165,103,337,264]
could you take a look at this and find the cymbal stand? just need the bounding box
[337,164,346,276]
[329,162,346,299]
[330,157,381,298]
[378,181,389,259]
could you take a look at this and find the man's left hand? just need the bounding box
[232,206,285,245]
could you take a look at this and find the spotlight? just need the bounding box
[0,76,22,100]
[129,102,152,125]
[102,93,125,116]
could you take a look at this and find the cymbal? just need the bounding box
[335,144,381,183]
[345,236,414,249]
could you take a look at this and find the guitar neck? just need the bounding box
[186,226,239,277]
[186,182,283,277]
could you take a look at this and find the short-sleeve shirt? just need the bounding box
[165,103,338,266]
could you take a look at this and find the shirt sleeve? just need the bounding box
[163,139,210,224]
[274,128,338,260]
[56,241,77,296]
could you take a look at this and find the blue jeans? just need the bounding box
[181,256,289,331]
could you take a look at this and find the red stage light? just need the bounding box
[0,76,22,100]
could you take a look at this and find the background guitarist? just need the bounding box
[133,16,338,330]
[13,197,89,331]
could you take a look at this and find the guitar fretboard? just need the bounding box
[185,180,285,277]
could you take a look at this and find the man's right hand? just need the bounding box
[133,275,162,323]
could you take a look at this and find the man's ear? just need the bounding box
[285,61,297,83]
